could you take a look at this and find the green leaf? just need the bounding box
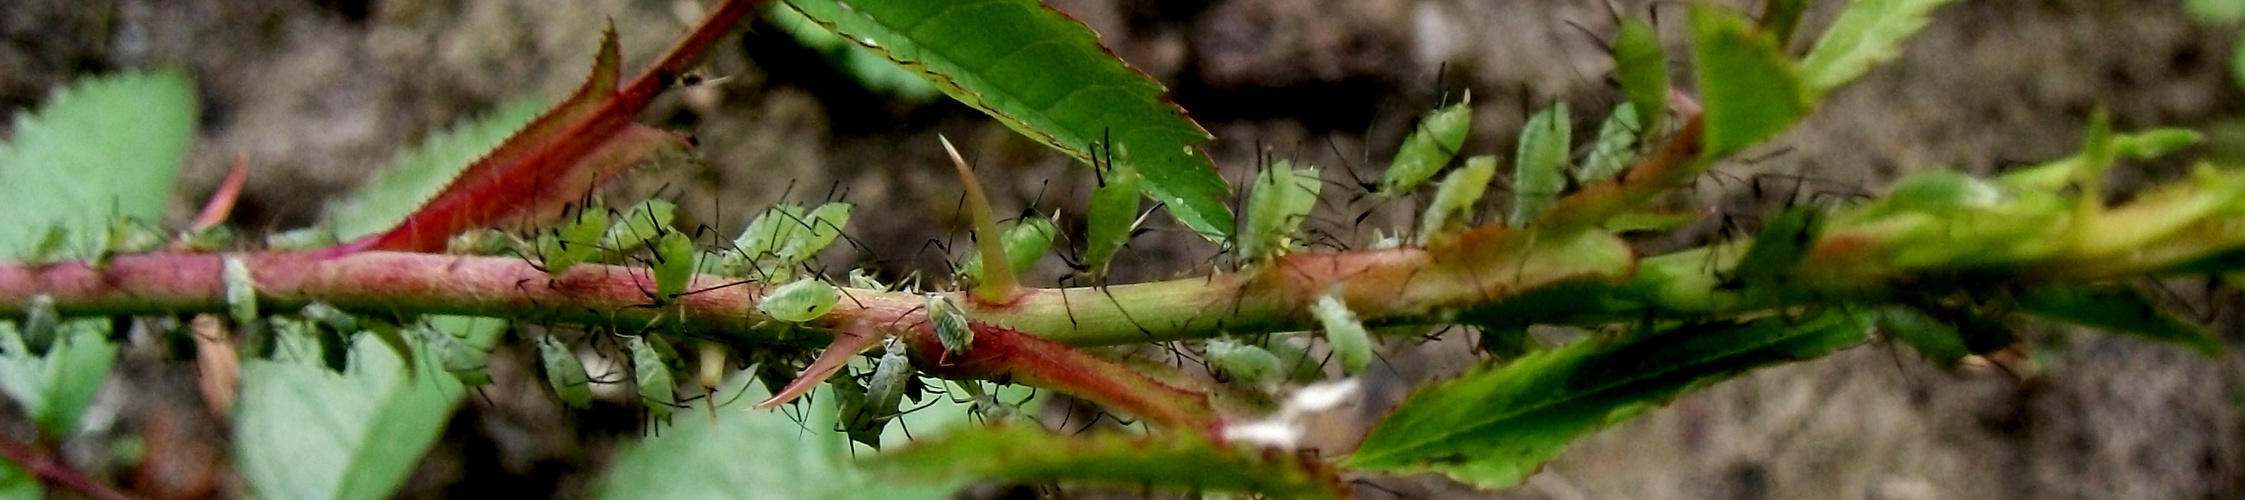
[2234,34,2245,93]
[863,426,1344,499]
[329,100,546,240]
[1348,312,1871,489]
[1874,306,1967,367]
[782,0,1234,241]
[1693,5,1813,160]
[2001,128,2205,192]
[0,462,36,499]
[1612,18,1669,140]
[1798,0,1956,94]
[0,70,194,261]
[0,320,117,436]
[2191,0,2245,24]
[1578,102,1641,183]
[1237,161,1321,262]
[767,3,941,100]
[2017,285,2221,356]
[594,376,964,500]
[1381,96,1474,195]
[237,333,464,500]
[1512,103,1572,226]
[1418,155,1498,243]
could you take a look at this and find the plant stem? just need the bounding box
[0,433,134,500]
[0,225,1621,348]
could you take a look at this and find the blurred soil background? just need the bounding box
[7,0,2245,498]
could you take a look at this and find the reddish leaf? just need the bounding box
[188,156,251,233]
[333,0,763,254]
[902,316,1220,434]
[754,318,886,410]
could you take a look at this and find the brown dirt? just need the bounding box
[6,0,2245,498]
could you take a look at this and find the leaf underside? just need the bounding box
[782,0,1235,241]
[1348,312,1871,489]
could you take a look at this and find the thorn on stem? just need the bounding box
[940,135,1021,304]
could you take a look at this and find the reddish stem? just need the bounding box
[0,433,135,500]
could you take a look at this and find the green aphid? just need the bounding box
[418,323,490,387]
[758,277,840,323]
[651,230,699,301]
[27,226,68,264]
[21,295,58,356]
[732,204,807,262]
[223,256,258,325]
[537,335,594,410]
[538,207,610,276]
[927,293,973,355]
[1613,18,1669,140]
[1418,155,1498,243]
[176,225,237,253]
[628,336,678,420]
[1082,160,1144,276]
[1203,337,1282,384]
[1578,102,1641,184]
[1726,208,1824,294]
[1511,102,1572,227]
[94,218,165,268]
[828,366,874,447]
[1237,161,1321,263]
[777,202,852,265]
[1312,291,1373,374]
[602,199,677,253]
[847,268,888,290]
[1260,333,1324,382]
[959,216,1057,283]
[845,338,912,449]
[1381,94,1473,195]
